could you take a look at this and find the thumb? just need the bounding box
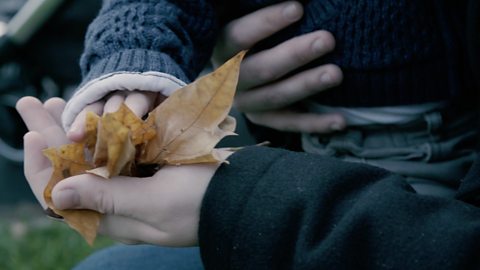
[51,174,142,215]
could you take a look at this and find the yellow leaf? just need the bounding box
[43,144,100,245]
[110,104,156,146]
[164,116,236,165]
[91,113,136,178]
[140,51,245,165]
[84,112,99,155]
[42,51,246,245]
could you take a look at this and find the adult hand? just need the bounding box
[67,91,162,142]
[213,1,346,133]
[17,96,228,246]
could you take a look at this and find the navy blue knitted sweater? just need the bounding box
[80,0,476,107]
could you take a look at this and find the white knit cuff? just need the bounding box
[62,71,186,131]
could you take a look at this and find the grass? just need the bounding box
[0,203,115,270]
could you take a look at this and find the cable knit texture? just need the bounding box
[80,0,218,85]
[79,0,474,107]
[306,0,473,106]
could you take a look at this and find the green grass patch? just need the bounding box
[0,218,114,270]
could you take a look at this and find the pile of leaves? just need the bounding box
[43,52,245,245]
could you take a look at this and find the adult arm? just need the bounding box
[199,147,480,269]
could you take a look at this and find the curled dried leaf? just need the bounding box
[111,104,156,146]
[90,113,136,178]
[84,112,99,155]
[42,51,246,245]
[43,144,100,245]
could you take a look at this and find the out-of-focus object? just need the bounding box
[467,0,480,89]
[0,0,101,163]
[0,0,64,64]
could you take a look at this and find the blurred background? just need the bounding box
[0,1,114,269]
[0,1,255,269]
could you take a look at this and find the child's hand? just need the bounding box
[67,91,161,142]
[17,96,228,246]
[213,1,346,133]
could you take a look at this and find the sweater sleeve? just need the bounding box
[62,0,218,130]
[199,146,480,269]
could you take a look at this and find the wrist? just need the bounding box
[62,71,186,131]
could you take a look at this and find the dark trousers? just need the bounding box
[302,109,479,197]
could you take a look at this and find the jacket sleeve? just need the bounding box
[199,146,480,270]
[62,0,219,130]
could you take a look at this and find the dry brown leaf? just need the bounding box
[43,51,246,245]
[84,112,99,155]
[111,104,156,146]
[90,113,136,178]
[139,51,246,165]
[163,115,237,165]
[90,104,156,178]
[43,144,100,245]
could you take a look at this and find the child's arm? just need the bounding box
[62,0,219,138]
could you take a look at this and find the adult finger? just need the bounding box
[213,1,303,65]
[124,91,156,117]
[67,101,104,142]
[23,131,51,208]
[236,64,342,112]
[43,97,66,126]
[238,30,336,91]
[16,96,69,147]
[246,111,346,134]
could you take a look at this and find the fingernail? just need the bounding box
[312,39,324,53]
[52,189,79,210]
[283,3,301,21]
[330,123,344,131]
[321,72,331,83]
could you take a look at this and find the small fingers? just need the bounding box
[124,91,156,117]
[239,30,336,91]
[67,101,104,142]
[246,111,346,134]
[213,1,303,65]
[68,90,154,141]
[103,92,125,114]
[236,64,342,112]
